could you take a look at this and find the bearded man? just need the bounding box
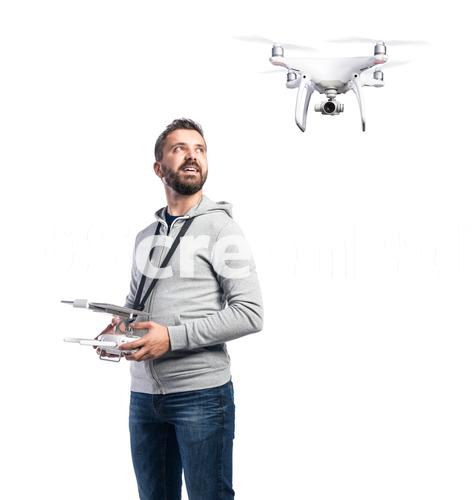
[102,118,264,500]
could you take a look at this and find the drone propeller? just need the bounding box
[328,36,428,46]
[380,59,411,68]
[233,35,319,52]
[258,68,288,74]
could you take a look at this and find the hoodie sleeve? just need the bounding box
[167,220,264,350]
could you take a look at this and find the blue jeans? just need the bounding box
[129,380,235,500]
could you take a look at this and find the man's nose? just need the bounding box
[185,151,197,163]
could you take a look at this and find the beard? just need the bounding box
[161,160,207,195]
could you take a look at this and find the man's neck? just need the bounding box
[165,189,203,216]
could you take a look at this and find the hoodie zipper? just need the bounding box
[146,215,191,394]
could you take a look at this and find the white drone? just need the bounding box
[236,36,426,132]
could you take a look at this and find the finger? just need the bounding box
[136,355,152,361]
[113,321,126,334]
[112,318,127,333]
[141,353,156,361]
[125,348,148,361]
[111,316,122,325]
[130,321,153,330]
[120,337,147,351]
[126,350,157,362]
[95,348,118,358]
[136,350,152,362]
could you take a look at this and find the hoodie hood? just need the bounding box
[154,194,233,221]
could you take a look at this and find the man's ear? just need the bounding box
[153,161,163,179]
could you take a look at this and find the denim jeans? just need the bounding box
[129,380,235,500]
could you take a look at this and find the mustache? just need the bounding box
[180,160,201,171]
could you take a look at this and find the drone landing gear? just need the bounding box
[349,74,366,132]
[294,73,314,132]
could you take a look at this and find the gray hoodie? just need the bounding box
[124,195,264,394]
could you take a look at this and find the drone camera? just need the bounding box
[315,100,344,115]
[373,70,384,81]
[323,101,337,114]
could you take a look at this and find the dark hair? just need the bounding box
[154,118,205,161]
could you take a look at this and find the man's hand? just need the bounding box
[94,316,125,358]
[120,321,171,361]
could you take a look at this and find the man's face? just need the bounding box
[155,129,208,195]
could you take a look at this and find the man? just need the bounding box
[102,118,263,500]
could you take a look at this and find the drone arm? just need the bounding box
[349,75,366,132]
[294,74,314,132]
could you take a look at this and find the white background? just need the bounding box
[1,1,475,499]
